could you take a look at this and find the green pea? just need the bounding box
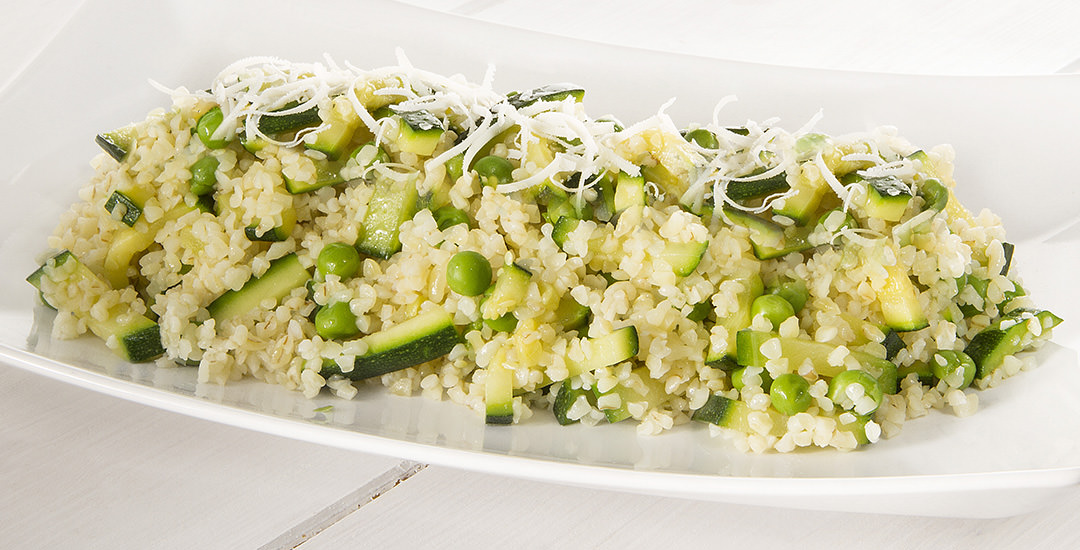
[445,153,464,183]
[473,155,514,187]
[751,294,795,331]
[317,242,361,279]
[196,106,230,149]
[931,350,976,389]
[769,373,812,415]
[827,370,884,414]
[731,367,772,392]
[434,205,471,231]
[350,142,390,170]
[446,251,492,296]
[188,156,219,196]
[768,279,808,314]
[315,302,359,340]
[485,312,518,333]
[684,128,719,150]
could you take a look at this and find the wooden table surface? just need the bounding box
[3,1,1080,548]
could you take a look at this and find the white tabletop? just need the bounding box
[3,1,1080,548]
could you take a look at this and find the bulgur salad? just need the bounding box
[28,55,1061,453]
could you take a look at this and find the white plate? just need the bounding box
[2,0,1079,518]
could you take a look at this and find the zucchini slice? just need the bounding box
[550,216,580,250]
[593,366,662,423]
[879,263,929,332]
[393,109,444,156]
[103,203,197,287]
[659,240,708,277]
[565,325,639,377]
[104,189,151,227]
[613,171,646,215]
[306,109,359,160]
[245,206,298,242]
[480,263,532,321]
[207,253,311,323]
[283,159,345,194]
[322,308,461,381]
[485,346,514,424]
[726,172,789,202]
[555,294,590,332]
[736,329,898,393]
[691,393,784,435]
[723,208,812,260]
[863,176,913,222]
[552,379,591,425]
[507,84,585,109]
[704,275,764,370]
[355,175,419,259]
[257,104,321,135]
[95,127,135,163]
[29,250,164,362]
[965,308,1062,380]
[771,167,829,225]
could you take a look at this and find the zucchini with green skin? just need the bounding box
[723,208,812,260]
[659,241,709,277]
[897,360,934,387]
[863,175,913,222]
[879,262,929,332]
[736,329,898,394]
[28,250,164,362]
[95,127,135,162]
[103,203,198,288]
[691,393,783,434]
[245,206,298,242]
[705,275,763,370]
[550,216,580,250]
[555,294,590,332]
[105,188,153,227]
[207,253,311,322]
[392,109,444,156]
[565,326,639,377]
[686,300,711,322]
[257,103,322,135]
[771,170,828,225]
[485,347,515,424]
[480,263,532,321]
[614,172,646,214]
[965,308,1062,380]
[355,175,419,259]
[543,192,591,225]
[306,108,359,160]
[320,308,461,381]
[552,379,590,425]
[726,172,789,202]
[593,366,663,423]
[1000,242,1015,276]
[507,84,585,109]
[283,159,345,194]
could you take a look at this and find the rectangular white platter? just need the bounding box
[1,0,1079,518]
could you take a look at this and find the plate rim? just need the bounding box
[5,341,1079,498]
